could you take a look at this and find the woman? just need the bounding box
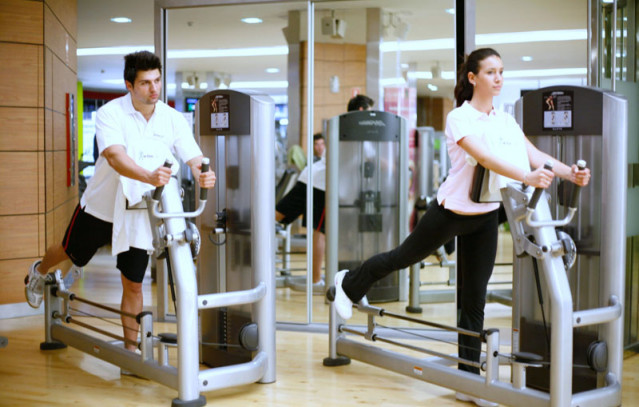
[332,48,590,407]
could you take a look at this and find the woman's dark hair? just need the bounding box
[123,51,162,86]
[454,48,501,107]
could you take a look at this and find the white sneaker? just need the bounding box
[24,260,45,308]
[456,392,498,407]
[333,269,353,320]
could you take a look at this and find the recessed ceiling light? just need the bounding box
[427,84,438,91]
[241,17,263,24]
[265,68,280,74]
[110,17,132,23]
[445,8,455,15]
[522,56,533,62]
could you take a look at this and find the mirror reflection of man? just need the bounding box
[275,94,375,294]
[313,134,325,162]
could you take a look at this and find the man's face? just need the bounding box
[126,69,161,106]
[313,138,325,157]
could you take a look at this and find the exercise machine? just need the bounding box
[325,109,409,302]
[326,162,623,406]
[325,86,626,406]
[42,162,211,406]
[512,86,627,396]
[195,89,277,376]
[40,89,277,406]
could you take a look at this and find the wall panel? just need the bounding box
[0,0,77,309]
[44,5,76,72]
[0,0,43,44]
[46,0,77,39]
[0,43,43,107]
[0,107,40,151]
[0,258,40,304]
[0,152,39,215]
[0,215,39,260]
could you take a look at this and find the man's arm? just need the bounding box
[186,155,216,189]
[102,144,171,187]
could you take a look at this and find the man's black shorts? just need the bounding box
[62,204,149,283]
[275,182,326,233]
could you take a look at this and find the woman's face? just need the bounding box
[468,55,503,99]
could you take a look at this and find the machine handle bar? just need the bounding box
[200,157,210,201]
[527,160,554,209]
[152,160,173,201]
[524,159,586,228]
[149,157,210,219]
[569,160,587,209]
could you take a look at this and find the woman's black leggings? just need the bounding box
[341,203,499,374]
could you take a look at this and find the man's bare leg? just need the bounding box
[312,232,325,284]
[38,244,70,275]
[120,274,143,352]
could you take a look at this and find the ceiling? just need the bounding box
[77,0,588,100]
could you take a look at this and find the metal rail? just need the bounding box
[340,326,482,369]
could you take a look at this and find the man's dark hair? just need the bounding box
[347,94,374,112]
[313,133,324,141]
[123,51,162,86]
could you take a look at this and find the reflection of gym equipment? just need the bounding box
[406,127,512,313]
[325,110,409,302]
[326,166,623,406]
[407,127,456,313]
[195,90,276,378]
[512,86,626,398]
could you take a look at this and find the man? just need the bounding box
[312,133,325,162]
[276,95,374,294]
[347,94,374,112]
[24,51,216,355]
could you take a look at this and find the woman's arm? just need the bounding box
[458,134,590,188]
[458,135,554,188]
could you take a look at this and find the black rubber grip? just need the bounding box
[569,160,587,209]
[200,157,210,201]
[152,160,173,200]
[528,161,554,209]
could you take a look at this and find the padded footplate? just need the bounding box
[159,332,178,345]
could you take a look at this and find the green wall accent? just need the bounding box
[77,81,84,160]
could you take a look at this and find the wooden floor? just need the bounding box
[2,237,639,406]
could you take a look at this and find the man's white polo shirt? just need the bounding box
[81,93,202,223]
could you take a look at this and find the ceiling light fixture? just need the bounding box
[110,17,132,23]
[445,8,455,15]
[522,56,533,62]
[230,80,288,89]
[265,68,280,73]
[241,17,263,24]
